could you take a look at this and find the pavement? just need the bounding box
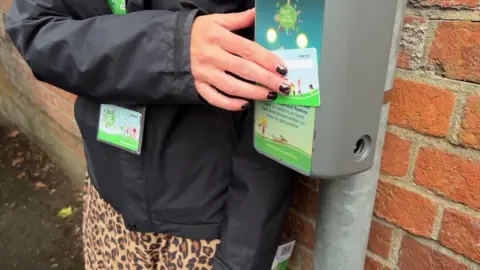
[0,116,83,270]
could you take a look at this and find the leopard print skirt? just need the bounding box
[82,176,221,270]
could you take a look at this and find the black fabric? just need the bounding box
[5,0,295,269]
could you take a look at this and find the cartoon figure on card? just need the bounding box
[258,117,268,136]
[297,79,302,96]
[290,82,296,95]
[104,108,116,129]
[132,128,137,140]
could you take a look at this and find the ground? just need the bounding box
[0,116,83,270]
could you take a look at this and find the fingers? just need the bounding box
[219,30,288,77]
[195,81,249,111]
[190,8,292,112]
[206,69,273,101]
[213,8,256,31]
[216,51,291,95]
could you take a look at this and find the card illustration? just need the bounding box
[256,0,323,107]
[97,104,142,153]
[254,0,325,175]
[272,48,320,106]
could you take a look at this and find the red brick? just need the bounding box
[374,181,438,237]
[398,235,468,270]
[288,245,300,269]
[364,256,382,270]
[73,143,86,160]
[364,256,391,270]
[290,246,312,270]
[411,0,478,8]
[397,51,412,70]
[40,82,77,103]
[381,133,412,177]
[58,98,75,117]
[291,181,318,219]
[297,175,320,191]
[367,220,393,259]
[429,22,480,83]
[439,209,480,263]
[460,95,480,150]
[389,79,455,137]
[45,120,82,153]
[46,89,75,117]
[397,16,427,70]
[47,90,61,110]
[301,250,312,270]
[43,103,79,136]
[32,84,50,106]
[283,211,316,249]
[32,85,81,138]
[414,148,480,211]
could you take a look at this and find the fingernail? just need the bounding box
[279,83,290,95]
[241,103,250,110]
[267,92,278,100]
[276,65,288,76]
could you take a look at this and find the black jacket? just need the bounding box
[5,0,295,269]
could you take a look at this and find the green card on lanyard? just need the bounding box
[107,0,127,15]
[97,0,148,156]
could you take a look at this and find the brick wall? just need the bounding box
[0,0,85,185]
[286,1,480,269]
[0,0,479,269]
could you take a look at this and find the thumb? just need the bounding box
[214,8,256,31]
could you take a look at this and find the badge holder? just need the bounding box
[97,104,146,155]
[97,0,146,155]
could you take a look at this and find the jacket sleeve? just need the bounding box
[213,110,296,270]
[5,0,203,105]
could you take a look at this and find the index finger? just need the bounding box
[218,31,288,76]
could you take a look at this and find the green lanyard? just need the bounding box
[107,0,127,15]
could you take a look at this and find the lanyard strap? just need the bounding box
[108,0,127,15]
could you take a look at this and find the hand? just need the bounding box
[190,8,291,111]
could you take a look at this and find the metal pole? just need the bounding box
[312,1,407,269]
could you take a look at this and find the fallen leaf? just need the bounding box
[16,172,26,179]
[7,130,20,138]
[57,206,73,218]
[43,163,53,172]
[35,182,48,189]
[12,157,25,166]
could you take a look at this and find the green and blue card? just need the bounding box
[254,0,325,175]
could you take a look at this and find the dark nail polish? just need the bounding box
[279,83,290,95]
[276,65,288,76]
[267,92,278,100]
[241,103,250,110]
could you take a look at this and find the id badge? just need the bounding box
[97,104,146,155]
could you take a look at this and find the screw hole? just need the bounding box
[353,135,371,161]
[354,139,365,156]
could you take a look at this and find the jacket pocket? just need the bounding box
[75,98,149,223]
[147,108,235,226]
